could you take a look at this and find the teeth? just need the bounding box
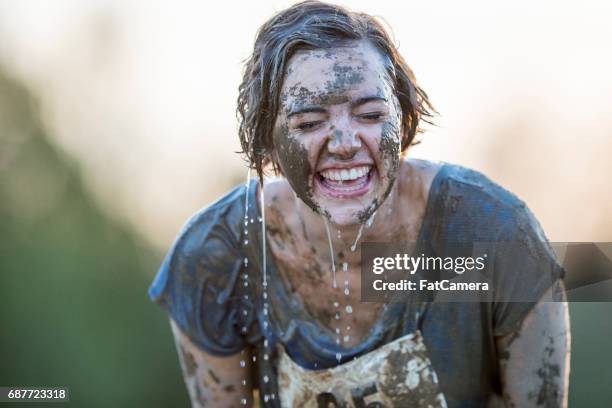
[320,166,370,181]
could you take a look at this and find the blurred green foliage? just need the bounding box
[0,70,189,406]
[0,67,611,407]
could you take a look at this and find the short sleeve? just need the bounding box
[148,185,256,355]
[491,203,565,337]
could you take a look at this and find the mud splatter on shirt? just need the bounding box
[277,331,446,407]
[149,162,563,407]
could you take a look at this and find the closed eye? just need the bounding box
[358,113,384,121]
[297,121,323,131]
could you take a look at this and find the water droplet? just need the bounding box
[243,281,248,287]
[252,356,257,362]
[264,339,269,348]
[264,375,269,383]
[264,394,269,402]
[250,218,254,223]
[243,310,248,316]
[366,210,377,227]
[335,328,340,334]
[240,360,246,368]
[244,258,249,266]
[264,354,269,360]
[263,292,268,299]
[336,338,340,344]
[263,308,268,316]
[335,313,340,320]
[263,321,268,328]
[314,363,318,368]
[344,280,349,286]
[241,398,247,405]
[333,301,339,308]
[245,230,248,235]
[258,216,262,222]
[244,240,249,245]
[243,273,248,280]
[344,335,350,342]
[244,294,249,300]
[350,223,365,252]
[263,280,268,287]
[344,288,350,296]
[346,305,353,314]
[336,352,342,362]
[342,262,348,272]
[323,217,337,289]
[271,394,276,400]
[241,326,247,333]
[346,325,351,331]
[242,379,247,386]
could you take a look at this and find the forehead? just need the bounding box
[281,41,391,106]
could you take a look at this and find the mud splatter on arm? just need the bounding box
[170,319,253,407]
[496,284,570,407]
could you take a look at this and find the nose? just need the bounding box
[327,120,362,159]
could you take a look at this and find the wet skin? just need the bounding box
[168,39,570,407]
[171,319,253,407]
[263,158,439,347]
[267,40,438,346]
[272,40,402,226]
[496,284,571,408]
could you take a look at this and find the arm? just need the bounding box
[170,319,254,408]
[496,283,571,407]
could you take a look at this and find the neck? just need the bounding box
[296,179,401,255]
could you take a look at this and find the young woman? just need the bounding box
[149,2,570,406]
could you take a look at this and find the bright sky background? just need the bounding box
[1,0,611,249]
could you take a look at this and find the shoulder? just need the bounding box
[172,181,251,259]
[149,183,254,307]
[148,182,256,355]
[149,182,250,302]
[427,162,544,241]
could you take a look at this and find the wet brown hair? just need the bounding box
[237,0,435,183]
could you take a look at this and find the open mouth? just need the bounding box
[316,165,375,198]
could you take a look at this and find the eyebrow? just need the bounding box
[286,96,387,119]
[352,96,387,107]
[286,105,327,119]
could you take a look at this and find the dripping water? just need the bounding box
[322,216,337,288]
[260,178,267,286]
[261,178,271,400]
[350,210,377,252]
[342,260,350,341]
[350,223,365,252]
[241,169,251,379]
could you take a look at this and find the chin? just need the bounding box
[311,168,391,226]
[315,194,383,227]
[322,209,364,227]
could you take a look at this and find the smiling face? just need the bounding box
[272,40,402,226]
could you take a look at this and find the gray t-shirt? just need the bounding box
[149,162,564,407]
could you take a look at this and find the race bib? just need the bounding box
[277,331,448,407]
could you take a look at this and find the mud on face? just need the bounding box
[272,41,404,225]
